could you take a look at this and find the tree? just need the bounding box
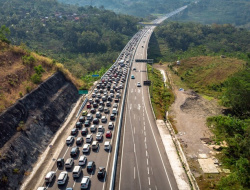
[0,25,10,44]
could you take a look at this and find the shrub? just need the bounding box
[13,168,19,174]
[31,73,41,84]
[22,55,36,66]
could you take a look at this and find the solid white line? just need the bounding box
[62,147,69,158]
[134,144,136,153]
[134,167,136,179]
[135,96,137,100]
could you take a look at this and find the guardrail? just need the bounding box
[109,28,150,190]
[76,97,88,118]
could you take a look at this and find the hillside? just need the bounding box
[0,0,139,79]
[0,41,83,113]
[58,0,192,17]
[171,0,250,29]
[169,56,245,97]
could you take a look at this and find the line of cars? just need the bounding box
[37,28,148,190]
[37,54,131,190]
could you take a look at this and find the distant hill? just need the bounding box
[0,0,139,79]
[58,0,192,17]
[0,41,83,113]
[171,0,250,29]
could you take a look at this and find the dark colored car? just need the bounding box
[97,167,106,179]
[87,103,91,109]
[114,98,119,103]
[57,158,64,167]
[93,102,98,108]
[93,118,99,125]
[76,122,82,129]
[90,108,96,114]
[71,128,78,135]
[76,137,83,145]
[84,120,90,127]
[70,146,79,157]
[81,128,88,136]
[87,161,96,172]
[106,101,111,107]
[95,99,100,104]
[110,114,115,121]
[79,116,85,123]
[107,96,112,101]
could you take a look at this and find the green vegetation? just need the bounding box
[172,0,250,29]
[207,115,250,189]
[0,25,10,44]
[147,64,174,119]
[168,56,245,97]
[149,22,250,63]
[58,0,189,17]
[0,0,139,82]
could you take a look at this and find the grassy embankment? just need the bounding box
[147,64,174,120]
[0,42,84,113]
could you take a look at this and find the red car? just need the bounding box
[106,130,112,138]
[87,103,91,109]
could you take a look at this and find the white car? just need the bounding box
[137,82,141,87]
[79,155,87,166]
[104,141,111,150]
[66,136,74,145]
[90,125,97,132]
[108,122,114,129]
[45,171,56,183]
[101,116,107,123]
[57,171,68,185]
[81,176,90,189]
[96,132,103,141]
[98,125,104,132]
[86,134,93,143]
[82,144,90,153]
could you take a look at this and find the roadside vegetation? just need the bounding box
[0,41,84,113]
[147,64,174,120]
[149,21,250,189]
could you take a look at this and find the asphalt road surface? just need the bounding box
[118,27,178,190]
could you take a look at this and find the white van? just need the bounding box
[112,108,118,115]
[73,166,82,178]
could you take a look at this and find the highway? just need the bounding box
[34,7,188,190]
[118,27,178,190]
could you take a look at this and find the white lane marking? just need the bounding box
[138,104,141,110]
[138,89,141,93]
[144,131,146,136]
[147,167,150,175]
[155,185,157,190]
[148,177,151,185]
[146,150,148,157]
[134,144,135,153]
[145,143,147,149]
[151,167,154,175]
[144,137,146,142]
[135,96,137,100]
[147,158,149,165]
[144,125,146,131]
[131,89,133,93]
[73,180,76,188]
[130,104,132,110]
[62,146,70,158]
[134,166,136,179]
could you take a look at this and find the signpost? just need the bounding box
[92,74,99,77]
[78,90,88,95]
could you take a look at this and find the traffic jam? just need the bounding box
[37,28,149,190]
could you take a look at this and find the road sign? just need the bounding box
[135,59,154,64]
[143,81,151,86]
[78,90,88,94]
[92,74,99,77]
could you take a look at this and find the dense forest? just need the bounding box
[149,21,250,189]
[149,22,250,62]
[172,0,250,29]
[0,0,139,80]
[58,0,192,17]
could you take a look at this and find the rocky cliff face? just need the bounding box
[0,71,80,190]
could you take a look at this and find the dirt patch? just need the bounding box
[154,63,225,188]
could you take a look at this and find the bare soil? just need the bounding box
[154,63,223,188]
